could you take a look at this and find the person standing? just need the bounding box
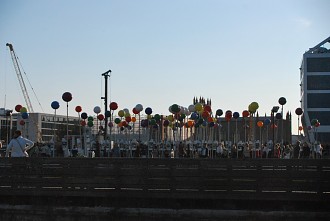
[5,130,34,157]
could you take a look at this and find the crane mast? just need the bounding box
[6,43,34,113]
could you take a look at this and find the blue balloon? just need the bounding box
[264,118,271,125]
[81,112,88,120]
[275,113,282,120]
[22,112,29,119]
[191,112,198,120]
[145,107,152,115]
[233,112,240,119]
[51,101,60,110]
[105,110,111,118]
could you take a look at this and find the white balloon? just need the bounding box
[123,108,130,114]
[135,104,143,112]
[93,106,101,114]
[188,104,195,112]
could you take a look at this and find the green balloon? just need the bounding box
[87,121,94,127]
[88,116,94,121]
[311,119,318,126]
[171,104,180,113]
[150,119,156,125]
[114,118,121,124]
[154,114,161,121]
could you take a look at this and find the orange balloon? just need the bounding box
[131,116,136,123]
[257,121,263,127]
[187,120,194,127]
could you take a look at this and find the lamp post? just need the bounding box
[278,97,287,146]
[101,70,111,140]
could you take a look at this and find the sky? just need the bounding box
[0,0,329,135]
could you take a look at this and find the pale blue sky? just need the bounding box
[1,0,329,134]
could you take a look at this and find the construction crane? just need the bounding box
[6,43,42,142]
[6,43,34,113]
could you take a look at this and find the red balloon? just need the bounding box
[315,122,320,127]
[109,102,118,110]
[122,121,128,127]
[242,110,249,118]
[62,92,72,102]
[15,104,22,112]
[19,120,25,125]
[204,105,212,113]
[80,120,86,126]
[299,126,303,131]
[75,106,82,113]
[202,111,210,119]
[97,114,105,121]
[132,107,140,115]
[271,123,277,129]
[125,116,132,123]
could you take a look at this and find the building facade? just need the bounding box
[300,36,330,144]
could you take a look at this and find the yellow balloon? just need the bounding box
[195,103,203,112]
[20,107,27,113]
[118,110,124,117]
[124,112,131,117]
[167,115,174,122]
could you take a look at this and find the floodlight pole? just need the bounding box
[101,70,111,152]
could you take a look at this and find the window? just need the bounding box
[307,57,330,72]
[307,75,330,90]
[307,111,330,125]
[307,93,330,108]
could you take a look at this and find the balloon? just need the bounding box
[242,110,249,118]
[122,121,128,127]
[154,114,161,121]
[125,116,131,123]
[225,110,232,119]
[105,110,111,118]
[135,104,143,112]
[271,124,277,129]
[80,120,86,126]
[131,117,136,123]
[187,121,194,127]
[97,114,104,121]
[124,112,131,118]
[204,105,211,113]
[150,119,156,125]
[75,106,82,113]
[209,122,215,127]
[81,112,88,119]
[87,116,94,122]
[93,106,101,114]
[249,102,259,113]
[191,112,198,120]
[141,119,148,127]
[264,118,271,125]
[163,120,170,127]
[145,107,152,115]
[311,119,318,126]
[132,107,140,115]
[188,104,195,112]
[20,107,27,113]
[257,121,264,127]
[207,117,213,123]
[167,115,174,122]
[114,118,121,124]
[118,110,125,117]
[233,112,239,119]
[109,102,118,111]
[87,121,93,127]
[299,126,303,131]
[171,104,180,113]
[198,118,204,125]
[22,112,29,119]
[275,113,282,120]
[108,122,114,127]
[202,111,209,119]
[308,125,313,130]
[62,92,72,102]
[295,108,303,116]
[19,120,25,126]
[195,103,203,112]
[278,97,287,106]
[15,104,22,112]
[216,109,223,117]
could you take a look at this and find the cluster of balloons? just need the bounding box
[15,104,29,126]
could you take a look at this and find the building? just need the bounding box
[300,36,330,144]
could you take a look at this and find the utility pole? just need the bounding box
[101,70,111,142]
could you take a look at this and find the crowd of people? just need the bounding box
[1,130,324,159]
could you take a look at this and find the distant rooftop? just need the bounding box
[306,36,330,54]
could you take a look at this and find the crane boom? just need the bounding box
[6,43,34,113]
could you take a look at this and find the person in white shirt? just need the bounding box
[5,130,34,157]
